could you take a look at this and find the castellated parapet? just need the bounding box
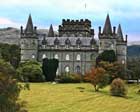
[59,19,94,37]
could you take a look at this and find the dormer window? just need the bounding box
[42,36,47,49]
[65,38,71,48]
[76,38,82,48]
[54,38,59,48]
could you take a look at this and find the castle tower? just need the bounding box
[98,14,116,53]
[116,24,127,65]
[48,24,54,37]
[58,19,93,37]
[20,14,38,62]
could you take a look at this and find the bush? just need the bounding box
[58,73,82,83]
[0,59,27,112]
[110,78,127,97]
[17,61,45,82]
[84,67,109,91]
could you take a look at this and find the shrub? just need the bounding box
[58,73,82,83]
[84,67,109,91]
[0,59,27,112]
[17,61,45,82]
[110,78,127,97]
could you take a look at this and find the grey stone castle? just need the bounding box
[20,14,127,75]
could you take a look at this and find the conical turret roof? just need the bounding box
[103,14,112,35]
[25,14,34,33]
[48,24,54,37]
[117,24,123,39]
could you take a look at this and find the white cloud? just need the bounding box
[0,17,21,27]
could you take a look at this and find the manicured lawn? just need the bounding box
[20,83,140,112]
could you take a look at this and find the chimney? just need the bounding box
[125,35,128,42]
[113,26,116,34]
[99,26,101,34]
[20,26,23,34]
[34,26,37,33]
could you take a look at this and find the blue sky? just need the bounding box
[0,0,140,41]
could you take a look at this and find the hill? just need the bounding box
[127,45,140,57]
[0,27,57,45]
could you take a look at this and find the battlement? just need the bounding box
[62,19,91,26]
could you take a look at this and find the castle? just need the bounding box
[20,14,127,75]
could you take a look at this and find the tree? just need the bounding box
[110,78,127,97]
[17,61,45,82]
[0,43,20,68]
[42,58,59,81]
[96,50,117,65]
[127,58,140,83]
[84,67,109,91]
[98,61,124,82]
[0,59,27,112]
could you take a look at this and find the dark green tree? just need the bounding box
[42,58,59,81]
[127,58,140,83]
[96,50,117,65]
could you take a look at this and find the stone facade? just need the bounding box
[20,14,127,75]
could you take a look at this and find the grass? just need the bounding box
[20,83,140,112]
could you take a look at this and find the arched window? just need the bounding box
[76,65,80,73]
[66,54,70,60]
[42,54,46,59]
[32,54,35,59]
[65,66,70,73]
[76,54,81,61]
[54,54,59,59]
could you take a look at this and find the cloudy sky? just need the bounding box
[0,0,140,41]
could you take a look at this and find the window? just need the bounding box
[66,54,70,60]
[122,60,125,64]
[54,54,59,59]
[42,54,46,59]
[32,54,35,59]
[76,66,80,73]
[76,54,81,61]
[65,66,70,73]
[56,69,59,75]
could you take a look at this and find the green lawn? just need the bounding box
[20,83,140,112]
